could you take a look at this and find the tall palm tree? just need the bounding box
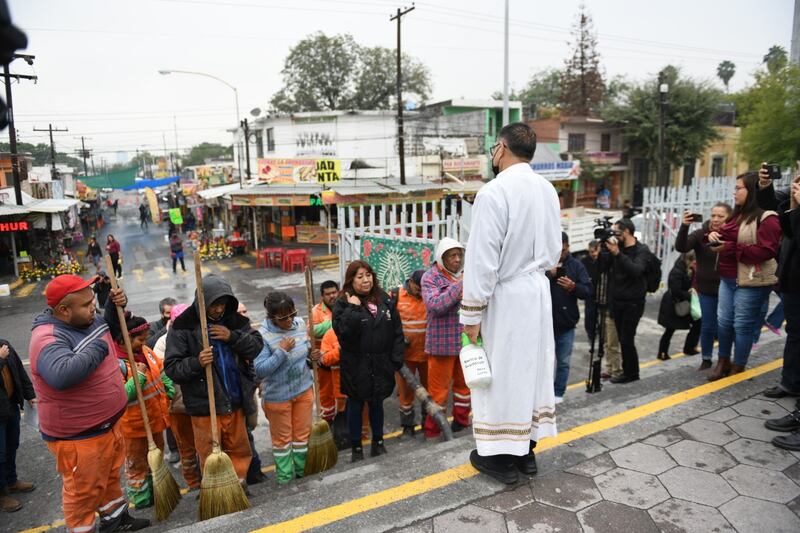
[716,60,736,93]
[763,45,788,74]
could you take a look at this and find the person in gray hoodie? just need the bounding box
[164,274,263,484]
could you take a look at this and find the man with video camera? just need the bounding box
[602,218,651,384]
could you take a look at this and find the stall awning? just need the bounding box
[0,187,35,205]
[0,203,31,216]
[197,183,242,200]
[28,199,83,213]
[78,167,138,190]
[121,176,180,191]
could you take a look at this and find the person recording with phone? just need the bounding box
[675,202,732,370]
[706,172,781,381]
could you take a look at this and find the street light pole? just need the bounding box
[502,0,510,126]
[658,71,669,189]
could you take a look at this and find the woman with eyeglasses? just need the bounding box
[254,292,319,484]
[706,172,782,380]
[333,260,405,463]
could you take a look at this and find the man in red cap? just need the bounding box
[28,274,150,533]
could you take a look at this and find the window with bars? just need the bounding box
[266,128,275,152]
[568,133,586,153]
[601,133,611,152]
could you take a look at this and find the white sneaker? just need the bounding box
[555,396,564,405]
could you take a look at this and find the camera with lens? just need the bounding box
[593,216,620,243]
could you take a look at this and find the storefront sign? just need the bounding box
[531,160,580,181]
[0,221,29,232]
[257,158,342,185]
[231,195,312,207]
[583,152,622,165]
[443,158,482,173]
[360,236,434,290]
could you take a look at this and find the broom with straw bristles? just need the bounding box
[193,253,250,520]
[303,266,338,475]
[104,256,180,521]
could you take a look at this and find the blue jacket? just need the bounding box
[549,253,593,334]
[254,317,313,403]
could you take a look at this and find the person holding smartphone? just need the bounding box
[675,202,732,370]
[547,233,593,404]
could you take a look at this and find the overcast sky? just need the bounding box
[7,0,795,166]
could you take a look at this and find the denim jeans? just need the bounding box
[554,328,576,397]
[347,398,384,445]
[0,404,20,490]
[753,291,784,344]
[780,292,800,394]
[698,293,719,361]
[717,278,772,366]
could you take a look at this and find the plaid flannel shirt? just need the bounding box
[421,264,463,356]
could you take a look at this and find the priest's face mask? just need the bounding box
[490,141,506,177]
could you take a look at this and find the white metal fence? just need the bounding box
[337,198,468,281]
[639,176,736,289]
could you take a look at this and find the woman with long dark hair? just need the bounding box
[707,172,782,380]
[656,252,701,360]
[332,260,404,462]
[106,234,123,279]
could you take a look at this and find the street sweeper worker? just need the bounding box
[115,313,175,508]
[394,269,428,437]
[254,291,318,484]
[29,274,150,532]
[311,280,339,424]
[164,274,263,484]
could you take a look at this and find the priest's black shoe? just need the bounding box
[469,450,518,485]
[516,441,538,475]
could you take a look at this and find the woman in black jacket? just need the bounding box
[333,260,404,462]
[657,252,701,360]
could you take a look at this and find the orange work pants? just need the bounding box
[395,359,429,427]
[424,355,471,437]
[191,409,252,482]
[123,432,164,508]
[317,366,337,423]
[262,387,314,483]
[169,412,201,489]
[46,422,128,533]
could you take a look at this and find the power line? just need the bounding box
[32,123,70,180]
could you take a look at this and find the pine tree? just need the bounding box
[559,4,605,117]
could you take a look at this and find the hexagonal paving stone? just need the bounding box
[666,439,738,473]
[722,464,800,504]
[594,468,670,509]
[565,453,617,478]
[727,415,786,442]
[432,504,507,533]
[649,498,735,533]
[642,429,684,447]
[396,521,433,533]
[678,419,738,446]
[610,443,677,475]
[700,407,740,423]
[785,462,800,485]
[530,471,602,512]
[577,501,659,533]
[658,466,737,507]
[731,398,790,419]
[725,438,798,471]
[505,502,582,533]
[475,485,534,513]
[720,495,800,533]
[789,495,800,520]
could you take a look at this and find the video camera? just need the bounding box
[593,216,621,243]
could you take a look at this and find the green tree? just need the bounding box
[763,45,788,75]
[0,141,84,169]
[182,143,233,167]
[717,60,736,93]
[559,5,605,116]
[269,32,432,112]
[604,66,723,176]
[738,64,800,168]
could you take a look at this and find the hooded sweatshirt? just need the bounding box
[164,274,263,417]
[421,238,465,356]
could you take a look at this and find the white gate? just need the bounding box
[337,198,468,282]
[640,176,736,288]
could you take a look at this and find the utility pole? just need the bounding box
[391,4,415,186]
[3,54,37,206]
[173,115,180,173]
[240,118,251,184]
[791,0,799,66]
[75,136,92,176]
[658,71,669,189]
[502,0,510,126]
[33,123,69,181]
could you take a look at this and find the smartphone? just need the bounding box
[762,163,782,180]
[704,240,723,247]
[556,266,566,279]
[690,213,703,223]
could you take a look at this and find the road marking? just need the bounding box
[9,278,23,291]
[217,263,231,272]
[236,259,253,270]
[565,326,772,392]
[155,266,169,280]
[15,283,37,298]
[253,357,783,533]
[132,268,144,283]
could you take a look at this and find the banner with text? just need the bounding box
[257,158,341,184]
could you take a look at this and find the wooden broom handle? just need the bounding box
[194,253,220,450]
[304,267,324,418]
[104,255,157,448]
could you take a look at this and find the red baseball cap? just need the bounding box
[45,274,100,307]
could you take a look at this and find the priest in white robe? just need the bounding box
[460,122,562,484]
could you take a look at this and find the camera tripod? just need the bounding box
[586,265,610,393]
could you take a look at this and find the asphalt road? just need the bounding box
[0,199,787,532]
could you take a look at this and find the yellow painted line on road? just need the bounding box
[236,259,253,270]
[253,356,783,533]
[9,277,23,290]
[217,263,231,272]
[155,266,169,280]
[132,268,144,283]
[15,283,37,298]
